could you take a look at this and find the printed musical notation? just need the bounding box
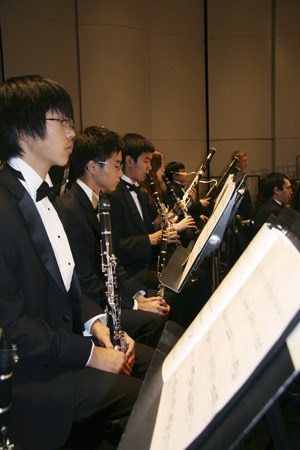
[150,225,300,450]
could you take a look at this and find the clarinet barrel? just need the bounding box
[0,328,18,450]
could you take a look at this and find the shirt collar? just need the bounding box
[76,178,99,209]
[121,174,139,188]
[8,156,53,201]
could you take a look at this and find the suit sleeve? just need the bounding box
[0,225,92,369]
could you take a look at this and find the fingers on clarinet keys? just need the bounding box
[167,227,179,243]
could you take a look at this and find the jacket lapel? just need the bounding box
[1,166,66,294]
[19,192,67,294]
[72,184,100,238]
[120,181,149,233]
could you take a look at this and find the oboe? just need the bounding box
[0,328,18,450]
[98,195,126,352]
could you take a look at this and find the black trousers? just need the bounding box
[65,343,154,449]
[121,309,165,348]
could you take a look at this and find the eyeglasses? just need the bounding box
[46,117,75,130]
[96,160,123,170]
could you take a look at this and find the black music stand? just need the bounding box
[118,208,300,450]
[160,173,246,293]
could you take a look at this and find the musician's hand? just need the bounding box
[187,187,197,201]
[200,197,210,208]
[173,215,196,232]
[148,229,163,245]
[166,227,180,244]
[87,346,131,375]
[122,332,135,374]
[200,214,209,222]
[90,319,112,347]
[136,295,170,317]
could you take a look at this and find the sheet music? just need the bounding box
[178,177,236,287]
[150,226,300,450]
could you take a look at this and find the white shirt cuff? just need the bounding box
[83,313,107,337]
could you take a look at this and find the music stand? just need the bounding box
[118,207,300,450]
[160,173,246,293]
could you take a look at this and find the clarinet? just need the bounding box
[205,156,239,201]
[182,147,216,207]
[98,195,126,352]
[0,329,18,450]
[146,174,171,229]
[146,175,170,298]
[163,175,201,237]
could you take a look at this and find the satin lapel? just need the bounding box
[122,184,148,233]
[73,184,100,238]
[19,191,66,294]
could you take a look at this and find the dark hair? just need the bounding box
[291,181,300,213]
[256,172,288,206]
[140,150,165,206]
[165,161,185,181]
[150,151,164,177]
[71,126,123,179]
[0,74,73,161]
[122,133,154,164]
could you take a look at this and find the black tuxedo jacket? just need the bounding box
[0,166,138,449]
[61,183,165,345]
[61,183,147,308]
[106,180,158,283]
[253,198,285,234]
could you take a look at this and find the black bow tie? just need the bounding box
[36,181,59,202]
[124,181,140,192]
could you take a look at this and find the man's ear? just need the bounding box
[85,159,98,174]
[125,154,134,167]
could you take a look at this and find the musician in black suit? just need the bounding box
[106,133,212,328]
[165,160,210,228]
[0,75,153,450]
[61,126,166,346]
[253,172,293,235]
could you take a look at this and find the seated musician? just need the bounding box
[165,160,210,227]
[61,125,166,347]
[253,172,293,235]
[106,133,212,328]
[0,75,153,450]
[140,150,197,247]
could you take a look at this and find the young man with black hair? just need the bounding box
[106,133,212,329]
[0,75,152,450]
[253,172,293,235]
[165,160,210,226]
[61,125,166,347]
